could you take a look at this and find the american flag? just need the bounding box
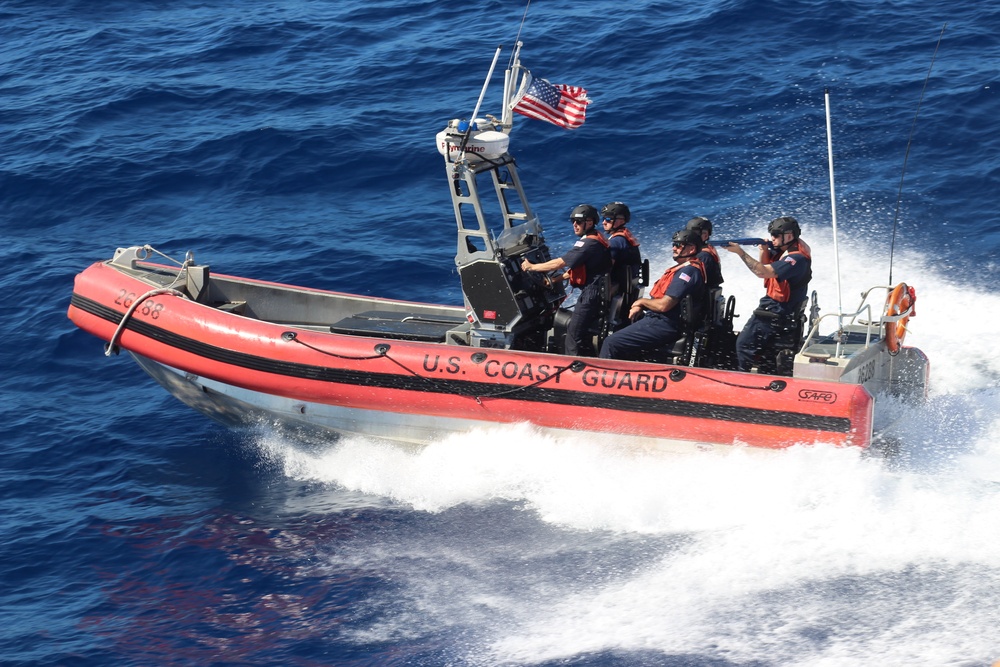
[512,74,590,129]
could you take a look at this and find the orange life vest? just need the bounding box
[608,228,640,248]
[763,239,811,303]
[649,259,706,299]
[700,243,720,263]
[568,233,611,287]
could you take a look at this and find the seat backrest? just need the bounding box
[753,299,808,352]
[791,298,808,347]
[678,291,704,330]
[662,292,706,363]
[607,263,643,333]
[702,287,725,329]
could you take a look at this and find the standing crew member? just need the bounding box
[725,216,812,372]
[599,229,705,361]
[522,204,612,356]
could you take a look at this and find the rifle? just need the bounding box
[706,238,772,248]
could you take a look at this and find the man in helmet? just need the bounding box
[686,216,723,289]
[598,229,706,361]
[725,215,812,372]
[521,204,612,356]
[600,201,644,331]
[601,202,643,292]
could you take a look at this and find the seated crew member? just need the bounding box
[601,201,643,331]
[521,204,612,357]
[686,216,723,289]
[725,215,812,372]
[601,201,643,295]
[598,229,706,361]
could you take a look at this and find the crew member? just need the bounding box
[686,216,723,289]
[725,215,812,372]
[601,202,642,294]
[601,201,643,331]
[521,204,612,356]
[598,229,705,361]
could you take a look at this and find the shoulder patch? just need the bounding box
[574,240,586,247]
[679,273,691,282]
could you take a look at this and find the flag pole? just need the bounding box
[502,41,525,130]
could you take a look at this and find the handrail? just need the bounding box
[797,285,915,358]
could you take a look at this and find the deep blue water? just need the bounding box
[4,1,1000,665]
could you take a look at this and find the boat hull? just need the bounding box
[68,259,876,451]
[128,353,740,453]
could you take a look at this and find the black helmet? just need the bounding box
[570,204,599,225]
[686,216,713,235]
[600,201,631,223]
[672,229,703,249]
[768,216,801,238]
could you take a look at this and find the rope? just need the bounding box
[672,368,786,391]
[140,244,190,268]
[104,287,188,356]
[470,361,580,402]
[284,333,397,362]
[285,331,581,401]
[286,330,786,400]
[104,247,194,356]
[284,333,462,393]
[286,322,788,397]
[579,359,785,391]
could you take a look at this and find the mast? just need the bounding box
[501,41,526,130]
[435,44,564,349]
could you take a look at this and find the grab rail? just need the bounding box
[798,285,915,358]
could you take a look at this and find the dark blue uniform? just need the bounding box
[599,261,705,361]
[562,233,612,356]
[696,247,724,290]
[605,230,643,332]
[736,248,812,371]
[608,232,642,292]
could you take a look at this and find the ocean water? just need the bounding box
[3,1,1000,665]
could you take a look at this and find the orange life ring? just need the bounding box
[883,283,914,354]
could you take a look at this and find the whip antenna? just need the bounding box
[501,1,532,128]
[467,44,503,125]
[888,23,946,285]
[824,89,844,328]
[507,0,531,70]
[458,45,503,158]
